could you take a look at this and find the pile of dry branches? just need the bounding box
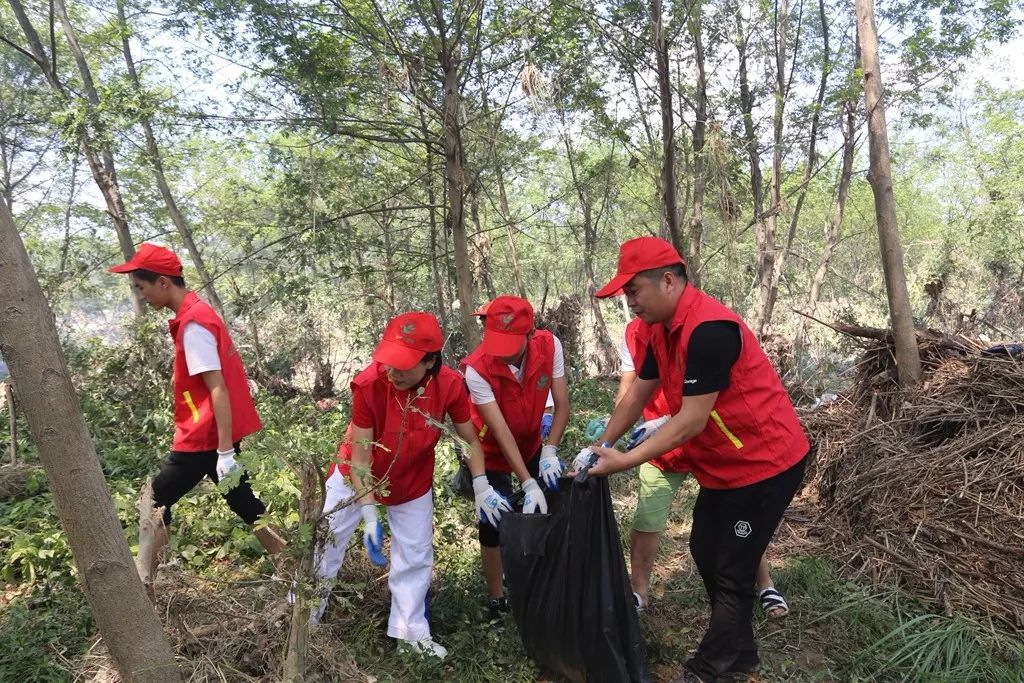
[804,329,1024,630]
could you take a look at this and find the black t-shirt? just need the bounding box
[637,321,741,396]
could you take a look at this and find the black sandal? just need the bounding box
[758,587,789,618]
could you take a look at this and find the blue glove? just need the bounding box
[628,416,670,450]
[584,417,608,442]
[361,505,387,566]
[540,413,554,439]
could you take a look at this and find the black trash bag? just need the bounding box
[499,475,650,683]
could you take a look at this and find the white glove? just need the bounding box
[538,444,564,491]
[473,475,512,527]
[573,447,596,472]
[361,504,381,546]
[216,448,241,480]
[521,478,548,514]
[628,415,671,450]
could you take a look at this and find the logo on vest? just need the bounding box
[734,520,752,538]
[537,374,550,389]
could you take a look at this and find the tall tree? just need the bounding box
[856,0,922,386]
[115,0,227,319]
[0,200,179,682]
[6,0,145,316]
[651,0,683,254]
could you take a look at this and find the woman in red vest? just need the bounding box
[461,295,570,618]
[306,312,509,660]
[584,237,809,683]
[613,319,788,618]
[109,244,285,600]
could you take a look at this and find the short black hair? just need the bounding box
[132,268,186,288]
[422,351,442,376]
[638,262,687,285]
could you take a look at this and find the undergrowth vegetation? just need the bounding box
[1,330,1022,681]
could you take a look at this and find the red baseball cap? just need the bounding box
[372,312,443,371]
[108,243,183,277]
[595,237,685,298]
[481,296,534,357]
[472,300,491,317]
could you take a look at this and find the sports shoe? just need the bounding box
[398,638,448,660]
[632,591,646,613]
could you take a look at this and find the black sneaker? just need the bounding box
[486,596,510,621]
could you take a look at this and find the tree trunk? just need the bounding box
[687,1,708,287]
[856,0,922,387]
[469,186,497,299]
[0,201,179,682]
[652,0,683,255]
[477,50,526,298]
[415,107,449,332]
[795,100,857,353]
[116,0,226,319]
[759,0,829,335]
[441,52,479,347]
[736,8,767,287]
[751,0,790,337]
[282,462,320,681]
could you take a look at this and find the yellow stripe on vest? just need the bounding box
[709,410,743,449]
[182,390,200,424]
[478,424,489,440]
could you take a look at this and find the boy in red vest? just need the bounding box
[109,244,285,599]
[307,312,509,659]
[583,237,809,683]
[614,320,788,617]
[462,295,570,618]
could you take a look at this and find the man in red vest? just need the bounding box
[109,244,285,600]
[462,295,570,618]
[584,237,809,683]
[614,319,789,618]
[303,312,508,659]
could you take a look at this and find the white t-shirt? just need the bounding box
[465,336,565,405]
[182,322,221,376]
[618,333,635,373]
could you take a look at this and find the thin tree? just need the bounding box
[0,201,179,682]
[651,0,683,254]
[115,0,227,319]
[855,0,922,387]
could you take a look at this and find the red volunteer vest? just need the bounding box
[461,330,555,473]
[332,364,464,505]
[645,286,809,489]
[168,292,261,451]
[624,318,689,473]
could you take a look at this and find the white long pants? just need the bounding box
[314,471,434,641]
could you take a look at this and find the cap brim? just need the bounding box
[108,261,140,274]
[472,310,487,317]
[595,271,635,298]
[482,329,527,357]
[372,339,423,371]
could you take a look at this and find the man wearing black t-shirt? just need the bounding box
[583,237,810,683]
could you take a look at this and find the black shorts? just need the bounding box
[151,442,266,526]
[478,449,541,547]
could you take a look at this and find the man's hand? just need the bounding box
[538,444,563,491]
[361,504,387,566]
[473,475,512,526]
[628,415,670,450]
[521,478,548,514]
[215,448,241,480]
[584,444,634,478]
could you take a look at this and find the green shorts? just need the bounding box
[632,461,688,533]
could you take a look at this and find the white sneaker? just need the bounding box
[398,638,448,660]
[633,591,647,613]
